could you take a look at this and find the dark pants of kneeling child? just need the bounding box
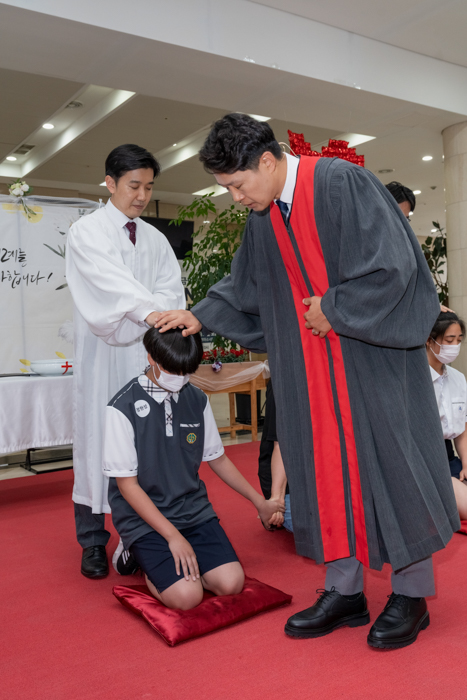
[130,517,239,593]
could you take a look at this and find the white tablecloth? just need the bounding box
[0,375,73,454]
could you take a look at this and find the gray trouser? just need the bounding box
[74,502,111,548]
[325,555,435,597]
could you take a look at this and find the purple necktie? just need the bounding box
[125,221,136,246]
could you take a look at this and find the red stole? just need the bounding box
[270,156,369,566]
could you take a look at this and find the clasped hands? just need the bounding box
[303,296,332,338]
[150,297,331,339]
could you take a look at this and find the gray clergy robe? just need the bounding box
[193,155,459,572]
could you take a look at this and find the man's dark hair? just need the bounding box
[199,113,283,174]
[105,144,160,182]
[143,328,203,375]
[430,311,465,341]
[385,181,416,213]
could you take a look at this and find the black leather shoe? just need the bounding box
[81,545,109,579]
[367,593,429,650]
[285,588,370,638]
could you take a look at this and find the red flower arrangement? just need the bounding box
[201,348,249,365]
[287,131,365,167]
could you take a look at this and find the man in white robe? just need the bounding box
[66,144,185,578]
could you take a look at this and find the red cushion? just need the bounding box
[458,520,467,535]
[112,575,292,646]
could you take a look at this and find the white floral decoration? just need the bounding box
[9,179,31,197]
[8,178,36,220]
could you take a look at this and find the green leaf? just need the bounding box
[44,243,65,258]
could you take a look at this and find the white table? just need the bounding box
[0,375,73,460]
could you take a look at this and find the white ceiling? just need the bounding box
[250,0,467,68]
[0,0,465,237]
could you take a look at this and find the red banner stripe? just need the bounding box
[270,203,351,562]
[289,156,369,566]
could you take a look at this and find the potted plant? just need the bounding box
[171,196,263,426]
[422,221,448,304]
[170,194,248,353]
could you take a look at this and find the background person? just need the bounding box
[258,382,292,531]
[385,180,416,220]
[66,144,185,579]
[426,311,467,519]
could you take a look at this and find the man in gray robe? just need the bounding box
[156,114,459,649]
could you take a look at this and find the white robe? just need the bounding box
[66,206,185,513]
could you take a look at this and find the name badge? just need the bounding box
[134,400,150,418]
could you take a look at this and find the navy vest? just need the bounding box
[108,378,216,549]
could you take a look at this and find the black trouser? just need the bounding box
[257,381,289,499]
[74,502,111,548]
[446,439,462,478]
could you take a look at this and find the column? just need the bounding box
[442,121,467,375]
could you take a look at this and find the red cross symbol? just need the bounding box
[61,361,72,375]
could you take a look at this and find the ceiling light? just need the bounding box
[42,123,55,129]
[431,228,437,233]
[173,143,177,147]
[66,100,83,109]
[203,220,210,224]
[193,185,228,197]
[99,181,106,186]
[6,156,17,161]
[314,133,376,151]
[413,190,421,195]
[378,168,394,174]
[422,156,433,161]
[248,114,271,122]
[338,133,376,148]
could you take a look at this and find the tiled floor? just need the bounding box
[0,394,261,481]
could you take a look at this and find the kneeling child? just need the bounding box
[103,328,281,610]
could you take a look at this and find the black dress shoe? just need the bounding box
[81,545,109,579]
[367,593,429,650]
[285,588,370,638]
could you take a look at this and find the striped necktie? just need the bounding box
[125,221,136,245]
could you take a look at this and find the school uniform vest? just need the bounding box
[108,379,216,549]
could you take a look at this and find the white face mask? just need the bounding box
[430,339,461,365]
[153,364,189,392]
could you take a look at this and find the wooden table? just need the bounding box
[191,362,269,441]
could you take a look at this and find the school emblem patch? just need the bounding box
[186,433,197,444]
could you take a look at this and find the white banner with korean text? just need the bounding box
[0,195,99,374]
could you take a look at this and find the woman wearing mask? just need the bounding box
[427,311,467,518]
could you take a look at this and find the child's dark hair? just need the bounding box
[430,311,466,341]
[143,328,203,375]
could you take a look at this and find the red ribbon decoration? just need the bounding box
[287,131,365,167]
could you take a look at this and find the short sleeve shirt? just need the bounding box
[430,365,467,439]
[103,374,224,477]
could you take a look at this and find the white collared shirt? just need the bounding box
[430,364,467,439]
[105,198,137,238]
[102,375,224,477]
[274,152,300,216]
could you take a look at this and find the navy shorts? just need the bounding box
[449,456,462,479]
[130,518,239,593]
